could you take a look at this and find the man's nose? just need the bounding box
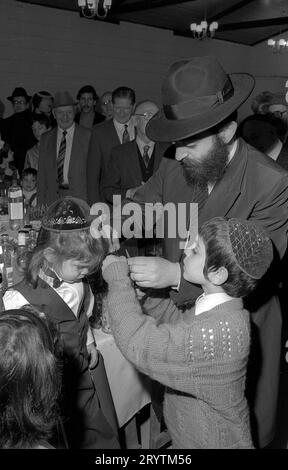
[175,148,189,161]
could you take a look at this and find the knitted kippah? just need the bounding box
[42,197,92,232]
[228,218,273,279]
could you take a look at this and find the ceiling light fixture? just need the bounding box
[267,38,288,52]
[190,21,218,39]
[78,0,112,19]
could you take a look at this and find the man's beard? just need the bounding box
[181,135,229,187]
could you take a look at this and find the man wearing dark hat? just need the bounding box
[119,56,288,448]
[37,91,92,205]
[75,85,105,128]
[3,87,36,174]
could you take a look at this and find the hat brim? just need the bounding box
[146,73,255,142]
[53,101,77,109]
[7,95,31,102]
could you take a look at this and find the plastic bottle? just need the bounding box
[1,233,15,289]
[8,174,24,230]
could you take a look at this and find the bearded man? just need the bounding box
[116,57,288,448]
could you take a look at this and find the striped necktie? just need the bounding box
[142,145,150,167]
[122,124,130,143]
[57,130,67,184]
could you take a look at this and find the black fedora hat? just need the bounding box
[146,56,255,142]
[7,87,31,102]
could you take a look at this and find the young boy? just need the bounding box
[21,167,37,208]
[101,217,273,449]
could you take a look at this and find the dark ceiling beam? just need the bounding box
[114,0,194,14]
[216,17,288,32]
[251,26,288,46]
[209,0,257,22]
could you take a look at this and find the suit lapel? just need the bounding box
[131,141,143,183]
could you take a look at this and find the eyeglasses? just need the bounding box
[102,99,111,105]
[134,112,156,121]
[13,99,26,105]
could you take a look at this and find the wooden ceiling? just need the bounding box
[17,0,288,46]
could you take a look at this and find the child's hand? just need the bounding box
[87,342,99,369]
[102,254,127,272]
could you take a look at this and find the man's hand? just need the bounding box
[127,257,180,289]
[87,342,99,369]
[126,184,144,199]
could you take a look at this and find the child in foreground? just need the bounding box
[101,217,273,449]
[3,196,119,449]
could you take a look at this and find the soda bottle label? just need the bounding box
[10,190,22,198]
[10,202,23,220]
[5,266,13,287]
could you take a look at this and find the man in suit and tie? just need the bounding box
[37,91,91,205]
[87,86,136,204]
[113,57,288,448]
[102,100,169,204]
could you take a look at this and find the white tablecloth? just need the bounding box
[93,328,151,428]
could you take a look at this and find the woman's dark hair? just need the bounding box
[26,228,109,287]
[31,112,52,129]
[200,217,257,298]
[0,308,61,448]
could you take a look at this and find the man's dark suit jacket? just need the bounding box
[87,119,136,204]
[37,123,91,205]
[75,111,105,127]
[102,140,169,204]
[128,137,288,448]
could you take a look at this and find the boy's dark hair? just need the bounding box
[0,308,61,448]
[31,112,52,129]
[21,167,37,179]
[112,86,136,105]
[200,217,257,298]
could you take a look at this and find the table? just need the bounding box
[93,327,151,429]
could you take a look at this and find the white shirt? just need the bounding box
[195,292,235,316]
[136,136,155,159]
[56,123,75,185]
[113,118,135,143]
[267,140,283,161]
[3,280,95,345]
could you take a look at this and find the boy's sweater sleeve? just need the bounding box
[103,259,194,392]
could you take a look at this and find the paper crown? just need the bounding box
[41,197,92,232]
[227,218,273,279]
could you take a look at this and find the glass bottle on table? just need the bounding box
[8,172,24,231]
[0,173,8,216]
[15,230,30,274]
[1,233,15,289]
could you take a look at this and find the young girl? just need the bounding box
[0,307,60,449]
[3,196,120,449]
[101,217,273,449]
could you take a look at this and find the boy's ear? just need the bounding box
[43,247,56,264]
[207,266,228,286]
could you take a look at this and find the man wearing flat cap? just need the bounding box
[37,91,91,205]
[120,56,288,448]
